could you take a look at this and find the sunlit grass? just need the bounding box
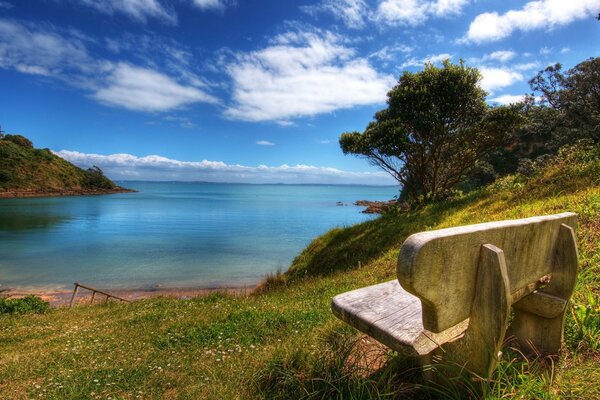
[1,145,598,399]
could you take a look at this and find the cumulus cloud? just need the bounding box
[78,0,177,24]
[303,0,470,28]
[224,30,394,123]
[0,18,95,79]
[192,0,230,11]
[301,0,370,29]
[400,53,451,68]
[463,0,600,43]
[54,150,396,185]
[369,44,414,61]
[481,50,517,63]
[94,63,217,112]
[0,19,217,113]
[479,67,523,93]
[256,140,275,146]
[488,94,528,105]
[374,0,470,26]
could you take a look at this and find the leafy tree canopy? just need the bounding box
[529,57,600,144]
[340,60,522,201]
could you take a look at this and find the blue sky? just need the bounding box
[1,0,598,184]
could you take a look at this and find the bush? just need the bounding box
[0,295,51,315]
[83,166,116,190]
[3,134,33,149]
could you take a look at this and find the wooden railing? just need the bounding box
[69,282,131,308]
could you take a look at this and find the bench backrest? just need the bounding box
[397,213,577,333]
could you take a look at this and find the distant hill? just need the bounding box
[0,134,132,198]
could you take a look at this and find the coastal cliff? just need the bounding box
[0,134,132,198]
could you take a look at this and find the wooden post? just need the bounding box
[510,224,578,355]
[69,283,80,308]
[440,244,511,378]
[68,282,130,309]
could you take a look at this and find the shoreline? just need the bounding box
[0,187,137,199]
[3,284,257,307]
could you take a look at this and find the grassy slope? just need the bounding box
[0,145,598,399]
[0,138,117,191]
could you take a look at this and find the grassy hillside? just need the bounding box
[0,144,598,399]
[0,134,120,194]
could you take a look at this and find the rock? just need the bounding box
[354,200,397,214]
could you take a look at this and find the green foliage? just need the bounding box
[461,57,599,192]
[83,166,116,190]
[0,145,597,399]
[0,295,50,315]
[569,293,600,352]
[0,134,121,192]
[340,60,522,201]
[3,134,33,148]
[529,57,600,145]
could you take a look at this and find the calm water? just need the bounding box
[0,182,398,291]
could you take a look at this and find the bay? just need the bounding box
[0,182,398,291]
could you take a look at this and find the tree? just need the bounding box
[529,58,600,144]
[340,60,522,200]
[83,166,116,190]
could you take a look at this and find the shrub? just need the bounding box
[3,134,33,149]
[83,166,116,190]
[0,295,51,315]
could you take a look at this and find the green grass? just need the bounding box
[0,144,598,399]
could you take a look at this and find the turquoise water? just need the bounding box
[0,182,398,291]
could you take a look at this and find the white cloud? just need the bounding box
[192,0,229,11]
[0,19,217,113]
[54,150,396,185]
[0,1,13,9]
[463,0,600,43]
[369,44,413,61]
[483,50,517,63]
[513,62,541,71]
[224,30,394,123]
[256,140,275,146]
[374,0,469,26]
[488,94,527,105]
[78,0,177,24]
[302,0,369,29]
[400,53,451,68]
[164,115,197,129]
[479,67,523,93]
[0,19,93,78]
[94,63,218,112]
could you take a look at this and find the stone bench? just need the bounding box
[332,213,578,377]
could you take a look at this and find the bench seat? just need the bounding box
[332,280,468,357]
[331,213,579,377]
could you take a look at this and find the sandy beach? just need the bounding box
[3,284,256,308]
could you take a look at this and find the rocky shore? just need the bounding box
[0,187,137,199]
[354,199,397,214]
